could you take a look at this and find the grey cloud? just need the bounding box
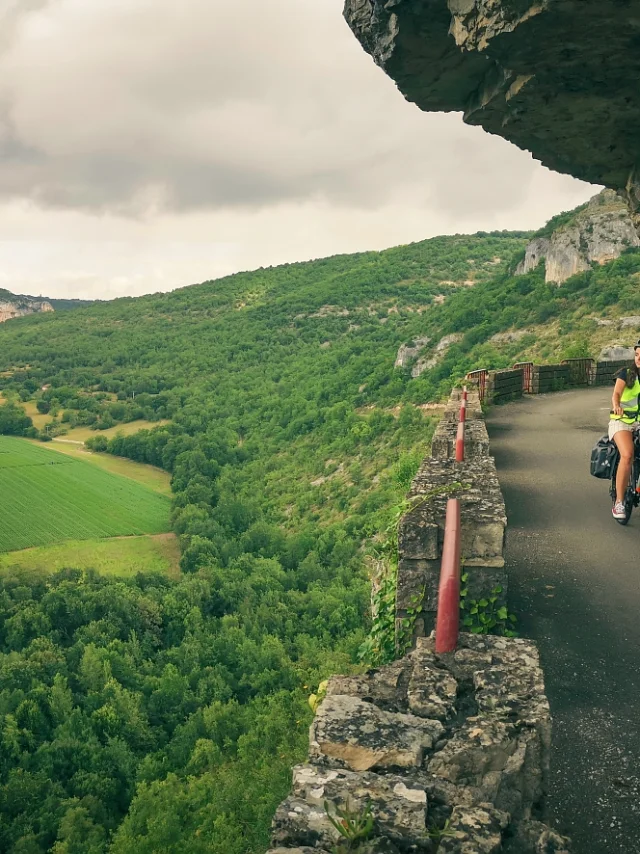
[0,0,585,217]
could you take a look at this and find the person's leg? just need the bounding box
[613,429,634,504]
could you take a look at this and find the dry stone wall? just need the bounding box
[267,634,571,853]
[397,389,506,638]
[480,356,632,404]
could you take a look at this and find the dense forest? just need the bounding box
[0,222,638,853]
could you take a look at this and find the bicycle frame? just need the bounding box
[610,429,640,523]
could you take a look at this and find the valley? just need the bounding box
[0,202,638,853]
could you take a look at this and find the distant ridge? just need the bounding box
[0,286,95,319]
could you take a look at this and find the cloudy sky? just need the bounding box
[0,0,596,300]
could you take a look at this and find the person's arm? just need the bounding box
[612,377,626,415]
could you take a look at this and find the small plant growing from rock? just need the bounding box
[396,587,425,657]
[428,816,455,843]
[324,798,375,851]
[308,679,329,713]
[459,575,517,636]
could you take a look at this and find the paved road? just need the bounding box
[486,388,640,854]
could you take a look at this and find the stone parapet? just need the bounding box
[267,634,571,854]
[397,455,506,635]
[431,418,490,460]
[530,365,570,394]
[485,369,524,404]
[593,358,630,386]
[397,389,506,636]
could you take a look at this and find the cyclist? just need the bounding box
[610,340,640,519]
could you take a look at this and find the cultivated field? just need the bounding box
[0,436,170,552]
[35,440,172,495]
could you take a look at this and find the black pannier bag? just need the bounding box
[590,434,619,479]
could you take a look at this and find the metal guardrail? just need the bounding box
[513,361,534,394]
[465,369,488,402]
[435,386,466,653]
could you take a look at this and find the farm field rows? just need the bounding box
[31,439,173,495]
[0,436,171,552]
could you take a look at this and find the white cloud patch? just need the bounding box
[0,0,596,297]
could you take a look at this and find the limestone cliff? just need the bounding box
[343,0,640,232]
[515,190,640,284]
[0,290,54,323]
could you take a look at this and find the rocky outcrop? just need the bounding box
[412,335,463,378]
[343,1,640,232]
[395,336,431,368]
[515,191,640,284]
[0,297,54,323]
[268,634,571,853]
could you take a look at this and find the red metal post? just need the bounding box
[455,421,464,462]
[462,385,468,402]
[435,498,462,653]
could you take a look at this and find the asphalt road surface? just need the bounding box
[486,387,640,854]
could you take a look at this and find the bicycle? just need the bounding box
[609,428,640,525]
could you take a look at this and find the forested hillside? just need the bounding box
[0,224,639,854]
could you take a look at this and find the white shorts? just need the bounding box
[609,420,637,440]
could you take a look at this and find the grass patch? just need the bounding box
[0,395,50,430]
[0,436,170,552]
[61,419,170,442]
[0,534,181,579]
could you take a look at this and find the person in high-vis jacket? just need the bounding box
[610,340,640,519]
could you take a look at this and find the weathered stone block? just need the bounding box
[403,457,507,565]
[396,559,440,611]
[502,819,571,854]
[398,514,439,560]
[310,694,444,772]
[289,765,430,849]
[462,560,507,605]
[326,659,409,712]
[407,649,458,720]
[437,805,508,854]
[431,419,490,460]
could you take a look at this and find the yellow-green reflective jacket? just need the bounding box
[611,375,640,424]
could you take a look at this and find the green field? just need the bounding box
[0,534,180,578]
[30,439,173,496]
[0,436,171,552]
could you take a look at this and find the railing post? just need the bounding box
[435,498,462,653]
[455,387,466,461]
[455,421,465,462]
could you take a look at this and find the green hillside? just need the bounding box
[0,222,638,854]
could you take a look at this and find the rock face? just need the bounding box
[395,336,431,368]
[515,191,640,284]
[0,296,54,323]
[343,1,640,232]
